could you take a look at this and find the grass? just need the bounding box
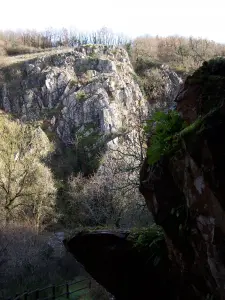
[0,47,74,67]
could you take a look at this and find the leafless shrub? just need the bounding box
[0,224,82,298]
[133,35,225,74]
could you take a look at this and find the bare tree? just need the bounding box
[66,98,151,228]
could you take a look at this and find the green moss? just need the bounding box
[179,117,203,137]
[76,90,87,101]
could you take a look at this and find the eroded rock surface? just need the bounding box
[0,45,146,145]
[140,58,225,299]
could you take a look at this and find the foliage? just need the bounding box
[145,111,186,165]
[0,225,83,298]
[138,67,167,103]
[0,115,56,229]
[133,224,164,249]
[66,167,151,229]
[132,35,225,74]
[132,225,167,268]
[66,111,151,229]
[179,117,203,137]
[5,45,42,56]
[76,90,86,101]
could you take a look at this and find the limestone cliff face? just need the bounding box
[0,45,146,145]
[144,64,183,111]
[140,58,225,299]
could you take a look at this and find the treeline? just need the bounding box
[0,27,131,56]
[132,35,225,73]
[1,26,225,75]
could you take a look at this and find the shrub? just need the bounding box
[76,90,86,101]
[5,45,41,56]
[0,115,56,229]
[145,111,186,165]
[131,225,167,268]
[139,68,167,103]
[132,35,225,74]
[0,225,82,298]
[133,224,164,249]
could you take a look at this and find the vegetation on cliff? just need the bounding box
[1,26,225,298]
[145,110,186,164]
[0,113,56,229]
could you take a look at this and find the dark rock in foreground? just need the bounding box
[63,230,176,300]
[140,57,225,299]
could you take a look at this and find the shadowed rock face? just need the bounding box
[64,59,225,299]
[63,230,175,300]
[140,58,225,299]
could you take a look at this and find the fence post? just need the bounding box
[35,290,39,300]
[24,291,28,300]
[52,285,55,300]
[66,283,69,299]
[15,294,20,300]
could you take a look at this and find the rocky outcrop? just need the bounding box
[0,45,146,145]
[135,60,182,112]
[148,64,183,109]
[63,229,177,300]
[140,58,225,299]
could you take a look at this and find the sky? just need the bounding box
[1,0,225,43]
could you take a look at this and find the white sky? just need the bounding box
[1,0,225,43]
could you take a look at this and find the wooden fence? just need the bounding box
[5,278,91,300]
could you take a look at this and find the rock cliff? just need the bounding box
[0,45,146,145]
[65,58,225,300]
[140,57,225,299]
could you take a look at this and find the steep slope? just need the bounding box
[0,45,145,144]
[65,58,225,300]
[140,57,225,299]
[0,45,149,176]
